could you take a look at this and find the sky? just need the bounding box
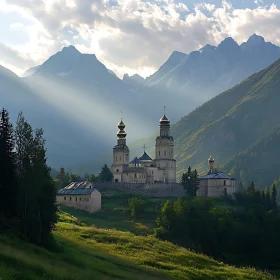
[1,0,280,78]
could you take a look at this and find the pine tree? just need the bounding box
[0,108,18,219]
[98,164,113,182]
[181,166,199,197]
[15,113,57,244]
[57,167,69,188]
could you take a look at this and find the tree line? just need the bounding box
[0,109,57,245]
[155,181,280,269]
[54,164,113,190]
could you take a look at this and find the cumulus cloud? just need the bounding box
[1,0,280,77]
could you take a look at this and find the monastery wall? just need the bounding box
[94,182,185,197]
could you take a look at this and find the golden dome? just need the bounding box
[117,118,127,139]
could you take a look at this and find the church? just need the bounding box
[111,112,176,183]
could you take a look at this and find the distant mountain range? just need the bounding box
[144,34,280,103]
[1,34,280,173]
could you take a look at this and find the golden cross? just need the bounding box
[164,105,166,114]
[143,144,147,153]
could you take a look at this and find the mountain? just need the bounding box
[172,56,280,187]
[0,63,110,168]
[221,126,280,188]
[2,35,280,172]
[144,34,280,103]
[123,73,145,89]
[22,65,41,77]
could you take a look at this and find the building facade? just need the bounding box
[197,155,236,197]
[111,112,176,183]
[56,181,102,213]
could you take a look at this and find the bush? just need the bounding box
[128,197,146,218]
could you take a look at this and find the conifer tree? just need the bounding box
[98,164,113,182]
[15,113,57,244]
[181,166,199,197]
[0,108,18,219]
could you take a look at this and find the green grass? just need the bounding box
[59,192,177,235]
[0,192,277,279]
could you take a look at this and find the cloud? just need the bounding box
[10,22,23,28]
[0,43,37,74]
[2,0,280,78]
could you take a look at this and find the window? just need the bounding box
[159,151,160,156]
[134,173,137,178]
[70,197,72,201]
[79,198,81,201]
[223,180,226,186]
[64,197,66,200]
[76,197,77,202]
[116,168,119,173]
[115,156,117,161]
[152,171,154,175]
[164,150,166,156]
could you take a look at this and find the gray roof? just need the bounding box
[200,172,235,180]
[130,157,142,165]
[57,181,96,195]
[139,152,152,161]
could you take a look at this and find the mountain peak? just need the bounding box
[61,45,81,54]
[217,37,239,53]
[218,37,239,47]
[247,34,265,44]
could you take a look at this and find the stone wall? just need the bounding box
[93,182,185,197]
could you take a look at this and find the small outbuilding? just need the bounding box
[198,155,236,197]
[56,181,101,213]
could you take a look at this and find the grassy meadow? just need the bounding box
[0,191,278,280]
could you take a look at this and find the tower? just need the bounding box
[111,118,130,182]
[154,107,176,183]
[208,155,215,174]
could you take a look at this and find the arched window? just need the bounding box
[164,150,166,156]
[224,180,226,186]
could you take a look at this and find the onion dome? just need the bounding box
[208,155,214,162]
[159,114,170,128]
[117,118,127,139]
[118,119,125,130]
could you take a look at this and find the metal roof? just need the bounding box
[130,157,142,164]
[200,172,235,180]
[139,152,152,161]
[57,181,96,195]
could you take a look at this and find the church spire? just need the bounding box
[159,106,170,136]
[117,116,127,146]
[208,155,215,174]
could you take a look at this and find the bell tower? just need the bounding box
[154,107,176,183]
[111,118,130,182]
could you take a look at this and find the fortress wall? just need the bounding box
[93,182,185,197]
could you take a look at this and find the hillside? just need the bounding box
[221,126,280,188]
[172,57,280,183]
[0,204,276,280]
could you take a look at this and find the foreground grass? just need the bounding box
[0,207,276,280]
